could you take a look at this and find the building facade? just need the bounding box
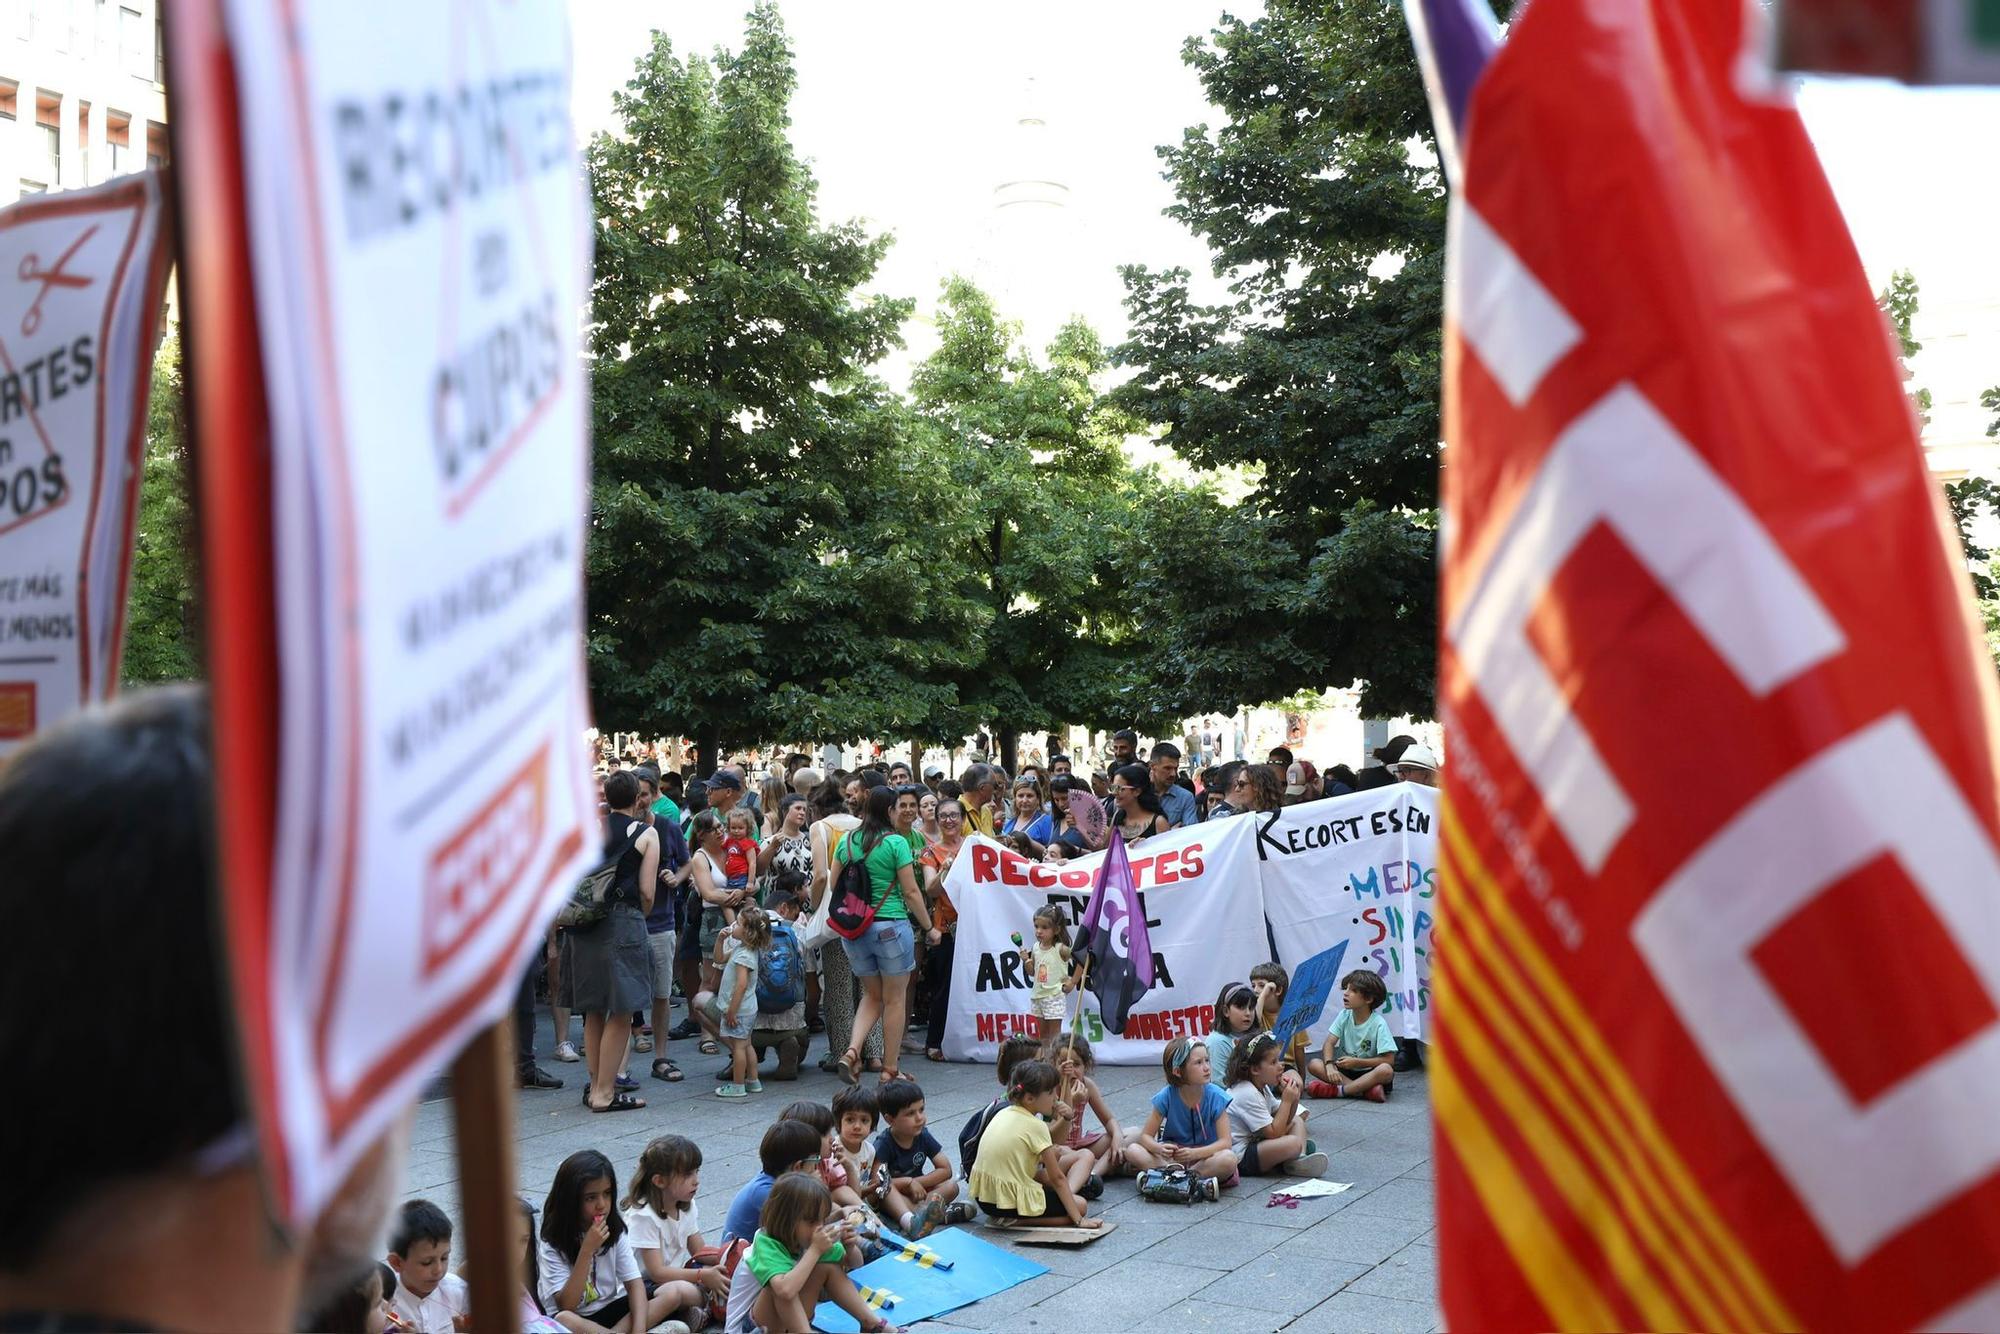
[3,0,167,205]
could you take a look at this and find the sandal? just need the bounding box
[864,1058,885,1074]
[878,1068,905,1085]
[588,1091,646,1113]
[651,1058,683,1083]
[836,1049,860,1086]
[699,1038,720,1055]
[925,1048,945,1062]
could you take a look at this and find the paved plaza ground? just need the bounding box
[403,1010,1442,1333]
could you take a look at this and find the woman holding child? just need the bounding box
[571,771,657,1114]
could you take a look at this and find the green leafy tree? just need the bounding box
[122,333,201,684]
[1111,0,1482,720]
[584,7,980,766]
[909,278,1162,771]
[1878,268,1933,427]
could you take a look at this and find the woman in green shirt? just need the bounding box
[834,785,940,1086]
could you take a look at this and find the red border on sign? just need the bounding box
[267,0,587,1145]
[0,179,160,702]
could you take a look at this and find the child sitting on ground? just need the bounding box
[1307,969,1397,1101]
[1251,961,1311,1072]
[832,1083,881,1205]
[622,1134,727,1324]
[510,1199,567,1333]
[300,1259,391,1334]
[726,1174,895,1333]
[1224,1032,1329,1179]
[958,1034,1046,1184]
[968,1059,1103,1230]
[781,1100,867,1211]
[873,1078,978,1237]
[1021,906,1074,1038]
[1125,1036,1239,1197]
[1045,1034,1125,1185]
[537,1149,683,1333]
[721,1119,824,1245]
[385,1199,469,1332]
[1205,981,1260,1077]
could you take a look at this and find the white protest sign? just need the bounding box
[1256,784,1439,1042]
[0,177,170,755]
[221,0,596,1219]
[942,784,1440,1063]
[943,819,1267,1064]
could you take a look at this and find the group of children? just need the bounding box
[309,952,1404,1333]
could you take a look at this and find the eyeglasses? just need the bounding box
[1229,776,1251,789]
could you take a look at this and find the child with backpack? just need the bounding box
[750,885,809,1081]
[957,1034,1045,1184]
[967,1060,1101,1230]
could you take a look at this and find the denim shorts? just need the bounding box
[843,917,915,978]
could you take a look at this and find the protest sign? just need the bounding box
[1258,784,1438,1042]
[209,0,597,1222]
[0,176,170,756]
[942,785,1439,1063]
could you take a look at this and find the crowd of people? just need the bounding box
[0,689,1436,1333]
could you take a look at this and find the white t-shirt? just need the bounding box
[725,1253,763,1334]
[624,1198,701,1270]
[536,1232,642,1318]
[390,1272,469,1333]
[1226,1079,1278,1157]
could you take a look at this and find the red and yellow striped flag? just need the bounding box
[1435,2,2000,1327]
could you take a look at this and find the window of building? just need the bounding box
[155,11,166,83]
[20,181,48,197]
[110,140,131,172]
[39,123,60,182]
[120,5,148,80]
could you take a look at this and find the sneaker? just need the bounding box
[1077,1175,1104,1201]
[745,1080,763,1093]
[667,1019,701,1041]
[634,1033,655,1053]
[658,1323,692,1334]
[1306,1079,1340,1099]
[716,1083,749,1099]
[553,1041,581,1063]
[1305,1139,1318,1157]
[515,1065,564,1090]
[943,1200,978,1225]
[1281,1152,1329,1178]
[907,1199,944,1238]
[614,1073,641,1094]
[1199,1177,1221,1203]
[1365,1085,1389,1103]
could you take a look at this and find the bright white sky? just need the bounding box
[567,3,2000,453]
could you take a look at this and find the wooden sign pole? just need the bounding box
[452,1018,522,1334]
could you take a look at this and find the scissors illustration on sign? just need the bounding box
[18,224,97,337]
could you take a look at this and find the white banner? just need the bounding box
[943,784,1440,1063]
[1257,783,1438,1043]
[0,176,170,756]
[943,817,1267,1064]
[223,0,596,1219]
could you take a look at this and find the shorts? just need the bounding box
[699,904,729,953]
[647,930,677,998]
[703,993,753,1042]
[1031,992,1068,1022]
[842,918,915,978]
[977,1186,1064,1220]
[1240,1139,1279,1177]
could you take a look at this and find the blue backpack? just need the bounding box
[757,922,804,1013]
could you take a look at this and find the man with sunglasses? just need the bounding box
[1206,760,1250,821]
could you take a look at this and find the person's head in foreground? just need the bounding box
[0,686,410,1332]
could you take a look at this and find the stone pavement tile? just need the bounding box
[911,1270,1073,1325]
[1137,1217,1299,1272]
[1286,1289,1438,1334]
[1343,1177,1437,1224]
[1269,1209,1432,1268]
[1348,1240,1439,1309]
[1018,1255,1237,1332]
[1192,1255,1370,1317]
[1146,1300,1288,1332]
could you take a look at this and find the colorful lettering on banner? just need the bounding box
[1432,2,2000,1329]
[214,0,596,1221]
[942,784,1441,1063]
[0,177,171,756]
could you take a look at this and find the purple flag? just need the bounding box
[1074,833,1155,1034]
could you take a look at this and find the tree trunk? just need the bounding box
[694,723,721,779]
[999,727,1019,778]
